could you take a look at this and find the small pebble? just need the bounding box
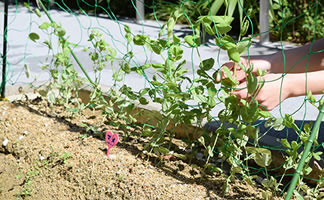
[23,131,28,135]
[2,138,8,147]
[108,154,117,159]
[18,136,24,140]
[39,153,45,160]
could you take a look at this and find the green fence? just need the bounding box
[1,0,323,199]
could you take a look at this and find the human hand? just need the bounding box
[231,74,291,111]
[216,56,272,83]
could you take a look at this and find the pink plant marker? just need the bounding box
[105,131,119,157]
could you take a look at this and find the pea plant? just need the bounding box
[26,2,322,197]
[27,4,85,115]
[121,12,322,196]
[27,4,136,133]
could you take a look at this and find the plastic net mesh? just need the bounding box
[1,0,323,196]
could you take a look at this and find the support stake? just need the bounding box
[285,104,324,199]
[1,0,9,99]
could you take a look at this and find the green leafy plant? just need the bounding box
[269,0,323,43]
[26,1,323,197]
[28,18,86,116]
[16,169,39,198]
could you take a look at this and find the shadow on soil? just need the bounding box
[11,97,264,199]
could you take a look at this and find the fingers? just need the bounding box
[231,82,248,99]
[216,62,246,83]
[231,84,276,111]
[217,57,251,83]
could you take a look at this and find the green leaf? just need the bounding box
[272,118,285,131]
[173,153,187,160]
[151,63,164,69]
[56,27,66,37]
[198,136,206,147]
[227,0,238,17]
[193,93,208,104]
[259,111,272,118]
[215,23,232,35]
[173,10,182,19]
[291,141,300,151]
[207,146,214,157]
[227,47,240,62]
[167,17,175,38]
[29,32,40,42]
[293,191,304,200]
[240,20,249,36]
[307,90,316,103]
[246,147,272,168]
[184,35,200,47]
[159,147,170,155]
[199,58,215,71]
[261,177,277,189]
[208,96,216,107]
[153,147,160,156]
[202,23,215,36]
[24,64,30,78]
[319,98,324,106]
[166,82,178,91]
[303,166,313,175]
[281,139,291,149]
[35,8,41,17]
[47,90,56,104]
[304,123,311,134]
[209,0,225,16]
[283,114,298,131]
[217,35,236,50]
[149,40,163,55]
[173,34,180,43]
[162,100,171,112]
[24,2,31,10]
[133,35,148,45]
[170,45,183,61]
[39,22,51,30]
[246,125,258,139]
[121,63,131,73]
[201,16,234,25]
[247,73,258,94]
[237,38,251,54]
[313,151,323,161]
[222,66,239,85]
[43,40,52,49]
[125,33,132,44]
[142,129,154,137]
[124,25,131,34]
[208,87,216,97]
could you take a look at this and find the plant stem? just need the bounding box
[285,104,324,200]
[38,0,96,87]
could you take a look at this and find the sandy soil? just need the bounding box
[0,97,282,200]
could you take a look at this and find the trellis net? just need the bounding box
[0,0,323,198]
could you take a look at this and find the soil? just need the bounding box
[0,97,283,200]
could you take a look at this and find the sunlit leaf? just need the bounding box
[199,58,215,71]
[216,23,232,35]
[29,32,40,42]
[227,47,240,62]
[184,35,200,47]
[39,22,51,30]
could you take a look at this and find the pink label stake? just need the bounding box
[105,131,119,157]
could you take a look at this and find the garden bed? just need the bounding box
[0,97,283,199]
